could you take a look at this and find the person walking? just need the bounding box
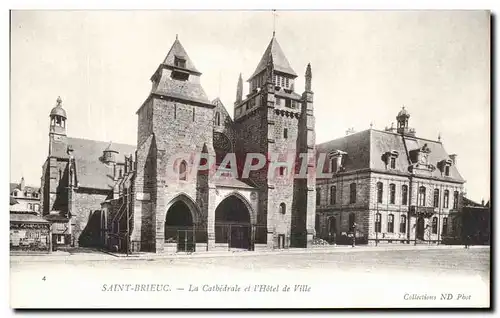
[351,222,357,247]
[464,234,471,249]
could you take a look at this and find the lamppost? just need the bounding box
[351,222,357,247]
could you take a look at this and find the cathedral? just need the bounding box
[40,34,316,252]
[39,34,466,253]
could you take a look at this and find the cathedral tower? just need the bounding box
[233,34,315,248]
[133,36,216,252]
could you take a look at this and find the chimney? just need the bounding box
[449,154,457,165]
[20,177,25,191]
[482,199,485,206]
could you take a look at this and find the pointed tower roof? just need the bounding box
[162,35,201,74]
[104,141,118,154]
[249,35,297,81]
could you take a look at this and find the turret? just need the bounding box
[49,96,67,136]
[102,142,119,165]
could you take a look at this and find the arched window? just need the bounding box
[418,186,426,206]
[433,189,440,208]
[387,214,394,233]
[444,190,450,208]
[432,217,438,234]
[279,203,286,215]
[330,186,336,205]
[215,112,221,126]
[349,183,357,204]
[179,160,187,181]
[442,217,448,235]
[377,182,383,203]
[389,183,396,204]
[400,215,407,233]
[375,213,381,233]
[453,191,459,210]
[402,185,408,205]
[390,157,396,169]
[349,213,356,232]
[316,188,321,205]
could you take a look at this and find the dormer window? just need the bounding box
[328,150,347,173]
[174,56,186,68]
[438,159,453,176]
[384,150,399,169]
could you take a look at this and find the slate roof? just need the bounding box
[10,213,49,223]
[316,129,465,182]
[249,36,297,80]
[213,177,256,189]
[10,183,40,195]
[151,38,211,105]
[51,137,136,191]
[275,89,303,101]
[152,78,210,105]
[162,37,200,74]
[463,197,488,208]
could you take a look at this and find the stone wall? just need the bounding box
[72,189,109,246]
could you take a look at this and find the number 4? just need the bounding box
[42,276,46,281]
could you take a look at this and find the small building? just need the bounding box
[10,178,51,252]
[447,197,490,245]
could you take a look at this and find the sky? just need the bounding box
[10,10,490,202]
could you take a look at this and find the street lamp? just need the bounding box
[351,222,357,247]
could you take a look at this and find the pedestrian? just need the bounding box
[464,234,470,249]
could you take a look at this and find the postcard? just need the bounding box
[9,10,491,309]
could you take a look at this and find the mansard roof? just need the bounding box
[249,36,297,80]
[51,137,136,191]
[316,129,465,183]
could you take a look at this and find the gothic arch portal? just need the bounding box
[164,193,201,226]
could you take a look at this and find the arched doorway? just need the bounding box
[215,195,252,250]
[165,199,195,252]
[416,216,425,240]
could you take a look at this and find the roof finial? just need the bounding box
[438,131,442,142]
[272,9,278,37]
[56,96,62,107]
[176,34,178,40]
[370,122,373,129]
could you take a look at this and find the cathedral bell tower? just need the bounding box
[133,35,216,253]
[233,34,315,248]
[48,96,68,156]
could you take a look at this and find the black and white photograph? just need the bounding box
[8,9,491,309]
